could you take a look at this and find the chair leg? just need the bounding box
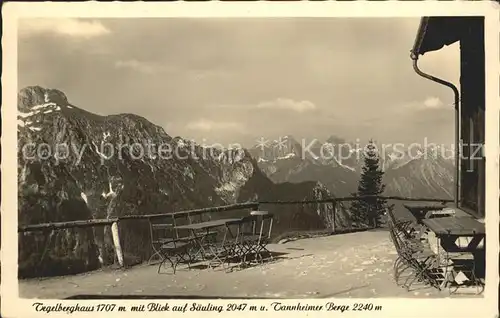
[174,251,187,274]
[148,251,161,265]
[158,254,175,274]
[395,257,412,280]
[412,257,440,290]
[393,256,403,273]
[393,256,404,281]
[241,242,252,268]
[177,249,192,271]
[237,243,247,268]
[171,262,177,275]
[396,263,413,287]
[258,244,273,261]
[447,259,483,295]
[402,262,424,291]
[255,250,264,264]
[157,259,164,274]
[405,265,428,291]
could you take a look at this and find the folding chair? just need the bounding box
[148,215,174,265]
[186,211,218,259]
[387,208,420,240]
[446,253,484,295]
[206,219,243,271]
[148,216,194,274]
[250,211,274,264]
[228,215,259,269]
[388,219,441,291]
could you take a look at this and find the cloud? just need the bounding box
[19,18,110,39]
[187,69,232,81]
[256,98,317,113]
[404,96,449,111]
[423,97,444,109]
[17,18,457,146]
[114,60,157,74]
[115,60,219,76]
[186,119,243,132]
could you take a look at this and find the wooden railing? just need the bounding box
[258,195,451,205]
[18,196,453,268]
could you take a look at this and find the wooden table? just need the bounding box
[403,202,448,222]
[421,216,485,290]
[175,218,243,232]
[422,217,485,248]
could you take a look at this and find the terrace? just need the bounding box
[19,227,480,299]
[18,196,484,299]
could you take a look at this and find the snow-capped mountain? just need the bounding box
[250,135,455,199]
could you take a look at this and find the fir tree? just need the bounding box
[350,140,389,228]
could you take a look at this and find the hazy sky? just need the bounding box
[18,18,460,148]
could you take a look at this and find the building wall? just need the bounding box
[459,17,485,218]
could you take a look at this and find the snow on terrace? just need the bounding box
[18,230,477,299]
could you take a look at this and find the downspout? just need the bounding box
[410,52,460,207]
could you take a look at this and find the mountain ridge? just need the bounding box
[249,135,454,200]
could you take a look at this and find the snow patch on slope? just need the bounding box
[18,102,64,131]
[215,161,254,202]
[81,192,88,204]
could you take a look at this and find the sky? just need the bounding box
[18,18,460,148]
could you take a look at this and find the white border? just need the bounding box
[2,1,499,318]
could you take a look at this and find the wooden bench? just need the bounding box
[421,216,485,293]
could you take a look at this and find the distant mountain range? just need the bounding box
[249,135,455,199]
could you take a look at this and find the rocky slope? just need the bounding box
[17,86,347,278]
[383,149,454,199]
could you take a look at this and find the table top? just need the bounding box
[174,218,243,230]
[422,217,485,236]
[403,202,447,211]
[250,210,269,216]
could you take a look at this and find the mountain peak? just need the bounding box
[326,135,347,145]
[18,86,69,112]
[283,134,297,141]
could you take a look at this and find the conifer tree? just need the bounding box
[350,140,389,228]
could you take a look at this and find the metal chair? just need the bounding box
[388,218,441,291]
[386,208,420,240]
[249,211,274,264]
[231,215,260,269]
[186,211,218,259]
[208,218,244,271]
[148,216,194,274]
[148,216,173,264]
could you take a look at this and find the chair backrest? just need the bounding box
[221,217,247,244]
[387,207,417,239]
[149,215,175,245]
[251,213,274,243]
[386,207,398,225]
[387,220,403,254]
[249,211,274,236]
[389,228,402,254]
[263,213,274,239]
[232,215,257,242]
[187,210,212,225]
